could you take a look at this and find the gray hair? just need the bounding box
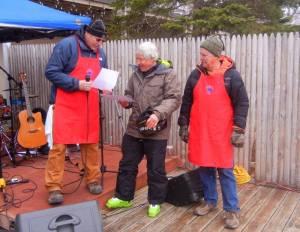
[136,41,158,60]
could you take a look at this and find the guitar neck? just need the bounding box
[22,81,33,117]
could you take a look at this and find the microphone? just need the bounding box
[85,69,93,95]
[85,69,93,82]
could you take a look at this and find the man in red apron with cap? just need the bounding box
[178,35,249,229]
[44,20,108,205]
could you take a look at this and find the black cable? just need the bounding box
[65,155,77,167]
[3,148,101,199]
[2,161,84,202]
[17,164,80,174]
[12,179,38,207]
[62,176,84,195]
[16,163,84,194]
[0,177,37,213]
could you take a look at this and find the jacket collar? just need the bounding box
[131,63,171,79]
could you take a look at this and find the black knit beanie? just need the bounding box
[85,20,106,38]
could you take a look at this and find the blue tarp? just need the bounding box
[0,0,91,42]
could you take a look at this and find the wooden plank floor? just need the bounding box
[102,169,300,232]
[0,146,181,231]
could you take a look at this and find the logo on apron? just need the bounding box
[206,85,214,95]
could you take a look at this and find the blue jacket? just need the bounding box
[45,26,108,104]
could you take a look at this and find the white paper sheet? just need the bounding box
[92,68,119,90]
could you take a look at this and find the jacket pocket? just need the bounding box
[147,78,164,87]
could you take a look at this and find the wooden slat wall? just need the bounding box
[7,33,300,188]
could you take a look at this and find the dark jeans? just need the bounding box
[115,134,168,205]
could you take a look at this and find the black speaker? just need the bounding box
[15,200,102,232]
[166,168,204,206]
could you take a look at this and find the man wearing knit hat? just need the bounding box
[44,20,108,205]
[178,35,249,229]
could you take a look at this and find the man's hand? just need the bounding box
[231,126,245,147]
[79,80,92,92]
[179,125,189,143]
[118,98,129,108]
[146,114,159,129]
[118,96,134,108]
[102,89,112,95]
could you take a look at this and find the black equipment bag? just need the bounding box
[166,168,203,206]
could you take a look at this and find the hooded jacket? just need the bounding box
[124,63,181,140]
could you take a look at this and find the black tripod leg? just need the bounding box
[8,94,16,166]
[0,130,7,202]
[9,135,16,166]
[99,94,118,189]
[99,94,104,186]
[100,131,105,187]
[0,66,21,166]
[0,124,14,164]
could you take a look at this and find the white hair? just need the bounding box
[136,41,158,60]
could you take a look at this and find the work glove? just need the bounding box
[231,126,245,147]
[179,125,189,143]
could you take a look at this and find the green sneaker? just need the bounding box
[106,197,132,209]
[147,204,161,218]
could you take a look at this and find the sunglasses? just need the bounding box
[95,38,105,42]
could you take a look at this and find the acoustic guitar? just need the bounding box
[17,72,47,148]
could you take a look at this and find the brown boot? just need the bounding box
[87,182,102,195]
[223,211,240,229]
[48,190,64,205]
[194,203,217,216]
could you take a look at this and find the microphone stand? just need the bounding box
[0,66,20,166]
[99,92,118,188]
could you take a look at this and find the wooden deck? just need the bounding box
[102,169,300,232]
[1,152,299,232]
[0,146,181,231]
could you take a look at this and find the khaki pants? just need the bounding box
[45,143,100,192]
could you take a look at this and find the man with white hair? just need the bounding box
[106,41,181,218]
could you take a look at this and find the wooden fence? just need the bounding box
[7,33,300,188]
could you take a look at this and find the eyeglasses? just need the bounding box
[86,32,106,43]
[95,37,105,43]
[93,35,106,43]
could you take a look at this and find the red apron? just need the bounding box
[188,63,233,168]
[53,41,100,144]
